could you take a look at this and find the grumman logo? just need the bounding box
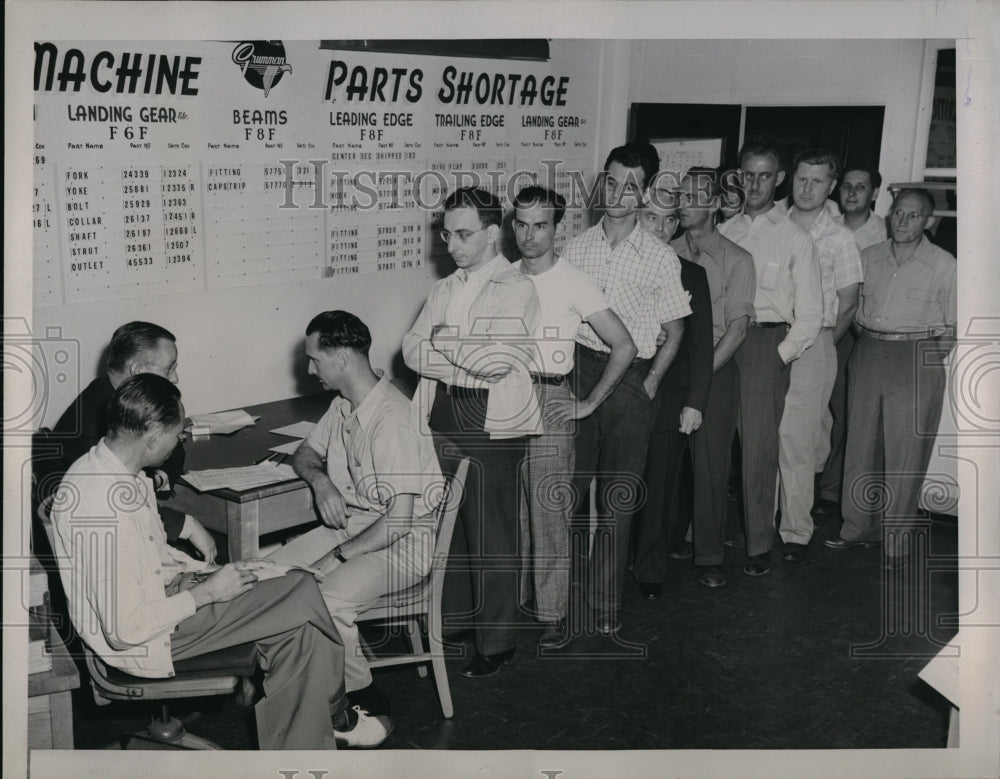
[232,41,292,97]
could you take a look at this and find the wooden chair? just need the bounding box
[355,457,469,719]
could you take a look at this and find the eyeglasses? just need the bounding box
[440,227,486,243]
[891,211,929,222]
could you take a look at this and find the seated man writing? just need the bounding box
[268,310,444,718]
[45,321,215,563]
[49,373,389,749]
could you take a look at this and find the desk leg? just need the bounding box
[50,690,74,749]
[227,502,259,562]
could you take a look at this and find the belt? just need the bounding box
[578,344,650,367]
[439,383,489,400]
[860,328,936,342]
[749,321,789,329]
[529,373,565,386]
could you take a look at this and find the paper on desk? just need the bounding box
[268,439,303,456]
[181,462,296,492]
[270,421,316,438]
[188,409,258,435]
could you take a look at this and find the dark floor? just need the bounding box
[69,507,958,751]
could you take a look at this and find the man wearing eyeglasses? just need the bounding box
[660,167,757,589]
[631,179,714,596]
[43,320,216,564]
[560,143,692,635]
[718,137,823,578]
[825,188,955,571]
[403,187,541,677]
[815,166,887,520]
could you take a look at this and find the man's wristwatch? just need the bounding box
[333,545,348,564]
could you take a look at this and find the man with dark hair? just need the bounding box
[815,165,886,519]
[561,142,692,633]
[826,188,955,571]
[719,137,822,577]
[511,185,636,646]
[833,167,886,251]
[781,149,864,560]
[632,178,714,595]
[404,187,540,676]
[45,321,215,563]
[50,373,387,749]
[658,167,756,588]
[268,309,443,720]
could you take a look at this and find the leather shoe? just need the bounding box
[883,554,909,572]
[461,648,515,678]
[668,542,693,560]
[639,581,662,599]
[538,620,567,648]
[594,612,621,635]
[743,554,771,577]
[782,542,808,562]
[824,537,879,551]
[699,565,727,588]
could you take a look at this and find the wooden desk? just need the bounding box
[166,393,332,561]
[28,624,80,750]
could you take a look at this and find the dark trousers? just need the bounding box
[839,336,947,553]
[171,571,346,750]
[572,346,657,616]
[818,329,856,503]
[633,427,689,584]
[736,327,790,558]
[691,359,739,566]
[430,385,526,656]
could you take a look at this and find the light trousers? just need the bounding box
[778,328,836,544]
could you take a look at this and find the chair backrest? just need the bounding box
[429,458,470,602]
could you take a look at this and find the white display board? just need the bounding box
[33,40,601,306]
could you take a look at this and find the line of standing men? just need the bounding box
[403,137,956,674]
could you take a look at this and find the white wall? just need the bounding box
[36,271,435,422]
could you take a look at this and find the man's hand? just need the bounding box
[190,564,257,607]
[313,479,350,529]
[546,397,595,425]
[642,374,659,401]
[182,517,217,564]
[678,407,703,435]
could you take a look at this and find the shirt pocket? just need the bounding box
[757,259,783,291]
[610,281,647,323]
[903,287,938,325]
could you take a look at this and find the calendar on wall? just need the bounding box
[33,40,601,305]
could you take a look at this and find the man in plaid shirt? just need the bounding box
[562,142,691,634]
[782,149,863,561]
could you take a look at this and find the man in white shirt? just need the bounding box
[50,373,388,749]
[268,310,443,720]
[816,166,886,517]
[511,185,636,648]
[562,142,692,633]
[782,150,863,560]
[719,137,823,577]
[403,187,540,676]
[833,167,887,251]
